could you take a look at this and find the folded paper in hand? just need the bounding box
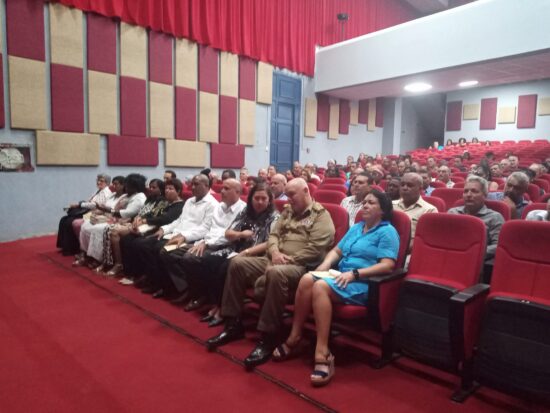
[310,269,341,279]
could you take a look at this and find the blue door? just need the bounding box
[270,73,301,173]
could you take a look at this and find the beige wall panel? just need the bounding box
[367,98,376,131]
[88,70,117,134]
[36,131,100,165]
[538,97,550,116]
[149,82,174,139]
[199,91,219,142]
[349,101,359,125]
[49,3,83,68]
[239,99,256,146]
[257,62,273,105]
[120,23,147,79]
[175,38,197,89]
[328,99,339,139]
[220,52,238,98]
[463,103,480,120]
[498,106,516,124]
[9,56,47,130]
[165,140,207,167]
[304,98,317,138]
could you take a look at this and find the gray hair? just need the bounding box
[465,175,488,195]
[507,171,529,188]
[403,172,422,187]
[97,173,111,184]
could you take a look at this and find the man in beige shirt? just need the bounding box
[393,172,437,251]
[206,178,335,369]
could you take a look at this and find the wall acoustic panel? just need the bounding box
[358,99,369,124]
[175,38,197,89]
[539,97,550,116]
[107,135,158,166]
[220,95,237,144]
[480,98,497,130]
[88,70,117,134]
[49,3,83,68]
[9,56,47,130]
[239,98,255,146]
[463,104,480,120]
[257,62,273,105]
[120,76,146,137]
[375,97,384,127]
[211,143,245,168]
[120,23,147,80]
[498,106,516,124]
[87,13,116,74]
[304,98,317,138]
[349,101,359,125]
[36,131,100,165]
[239,56,256,101]
[149,31,172,85]
[316,94,329,132]
[0,55,4,128]
[338,99,350,135]
[328,99,339,139]
[199,45,218,94]
[199,91,219,142]
[150,82,174,139]
[175,86,196,141]
[165,140,206,167]
[51,64,84,132]
[6,0,45,60]
[220,52,238,98]
[517,94,537,128]
[367,98,376,131]
[446,101,462,131]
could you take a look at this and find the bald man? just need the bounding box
[206,178,335,369]
[270,173,288,200]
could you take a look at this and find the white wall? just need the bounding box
[445,79,550,142]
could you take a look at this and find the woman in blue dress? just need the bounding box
[272,190,399,386]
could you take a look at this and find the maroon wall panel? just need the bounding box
[479,98,497,130]
[446,101,462,131]
[107,135,158,166]
[239,56,255,101]
[316,94,330,132]
[87,13,116,74]
[211,143,245,168]
[120,76,146,137]
[375,97,384,127]
[338,99,350,135]
[0,55,4,128]
[199,45,218,94]
[6,0,45,60]
[219,96,237,144]
[149,31,173,85]
[175,86,197,141]
[517,94,537,129]
[358,99,369,124]
[51,64,84,132]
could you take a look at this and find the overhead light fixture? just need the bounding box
[459,80,479,87]
[404,82,432,93]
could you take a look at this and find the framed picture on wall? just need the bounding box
[0,143,34,172]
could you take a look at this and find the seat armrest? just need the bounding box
[450,283,490,305]
[369,268,407,285]
[367,268,407,332]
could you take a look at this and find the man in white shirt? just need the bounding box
[270,173,288,200]
[340,172,373,226]
[437,165,455,188]
[526,198,550,221]
[159,178,246,306]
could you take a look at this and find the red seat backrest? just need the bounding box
[431,188,464,211]
[521,202,548,219]
[274,199,287,212]
[421,195,446,213]
[539,193,550,203]
[533,179,549,193]
[318,184,347,194]
[211,183,224,193]
[314,189,346,205]
[211,192,222,202]
[430,181,446,188]
[527,183,541,202]
[322,177,346,185]
[321,203,349,246]
[307,182,318,195]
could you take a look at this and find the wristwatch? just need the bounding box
[352,269,360,280]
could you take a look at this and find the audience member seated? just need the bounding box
[270,173,288,200]
[205,178,335,370]
[284,170,294,181]
[499,158,511,175]
[525,197,550,221]
[418,168,435,195]
[257,168,268,182]
[385,177,401,201]
[490,163,503,178]
[448,176,504,283]
[437,165,455,188]
[304,163,321,184]
[488,171,530,219]
[159,179,246,304]
[392,173,437,251]
[292,161,303,178]
[340,172,373,226]
[453,156,467,172]
[508,154,519,172]
[272,190,398,386]
[267,165,277,179]
[57,173,112,256]
[474,163,499,191]
[163,170,177,183]
[239,167,249,186]
[324,159,341,178]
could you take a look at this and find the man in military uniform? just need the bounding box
[206,178,335,370]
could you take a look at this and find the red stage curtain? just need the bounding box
[51,0,417,76]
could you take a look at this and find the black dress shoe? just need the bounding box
[152,289,165,299]
[243,337,277,371]
[208,317,224,328]
[184,296,206,312]
[170,291,190,305]
[200,314,214,323]
[205,322,244,351]
[141,286,159,294]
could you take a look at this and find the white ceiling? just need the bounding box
[402,0,449,14]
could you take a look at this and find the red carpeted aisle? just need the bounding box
[0,236,546,413]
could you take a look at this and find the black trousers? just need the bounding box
[56,215,81,255]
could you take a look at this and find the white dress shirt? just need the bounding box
[119,192,146,219]
[201,199,247,247]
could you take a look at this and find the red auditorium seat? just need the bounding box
[533,178,549,193]
[421,196,446,213]
[431,188,464,211]
[430,181,446,189]
[318,183,347,194]
[211,192,222,201]
[274,199,288,212]
[320,203,349,246]
[453,181,465,188]
[181,191,193,203]
[520,202,548,219]
[527,183,541,202]
[314,189,346,204]
[322,177,346,185]
[307,182,318,195]
[388,214,488,398]
[211,183,224,193]
[539,193,550,203]
[453,199,512,221]
[456,221,550,402]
